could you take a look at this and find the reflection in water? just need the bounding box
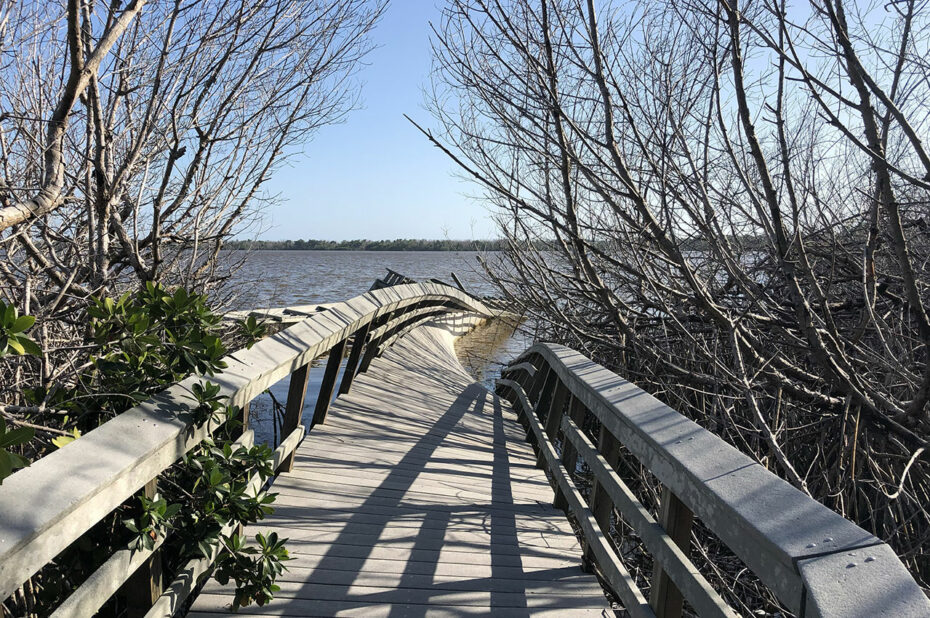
[454,315,528,388]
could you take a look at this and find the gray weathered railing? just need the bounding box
[0,282,494,616]
[496,344,930,618]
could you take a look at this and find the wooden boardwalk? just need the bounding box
[190,322,613,617]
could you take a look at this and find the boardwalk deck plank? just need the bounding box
[190,322,612,617]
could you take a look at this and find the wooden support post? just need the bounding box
[240,400,250,434]
[359,310,396,373]
[450,271,466,292]
[122,479,164,617]
[506,379,529,426]
[338,322,372,396]
[280,363,311,473]
[583,425,620,571]
[533,368,558,421]
[649,486,694,618]
[554,395,586,511]
[533,377,563,469]
[311,340,346,428]
[543,381,569,442]
[523,368,553,462]
[527,359,549,403]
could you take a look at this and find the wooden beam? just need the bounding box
[280,364,311,472]
[532,373,560,469]
[503,343,930,617]
[338,321,372,396]
[554,395,586,511]
[311,340,346,427]
[559,416,734,618]
[495,378,653,616]
[543,381,569,442]
[121,479,164,617]
[358,310,398,373]
[650,487,694,618]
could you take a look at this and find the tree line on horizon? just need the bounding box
[224,237,757,252]
[225,238,509,251]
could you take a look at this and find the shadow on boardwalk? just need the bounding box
[190,321,612,617]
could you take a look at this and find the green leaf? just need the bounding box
[9,315,35,334]
[16,336,42,356]
[0,425,34,448]
[51,428,81,449]
[2,303,15,327]
[6,338,24,355]
[0,453,12,482]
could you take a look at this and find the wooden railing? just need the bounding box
[496,344,930,618]
[370,268,416,290]
[0,282,494,617]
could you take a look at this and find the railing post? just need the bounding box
[338,321,373,395]
[526,367,555,461]
[280,363,311,473]
[554,395,586,511]
[311,339,347,427]
[240,401,250,435]
[537,379,567,469]
[359,309,398,373]
[543,381,569,441]
[584,425,620,571]
[527,357,549,403]
[122,479,164,616]
[650,486,694,618]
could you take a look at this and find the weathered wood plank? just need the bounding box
[190,602,612,618]
[310,338,346,426]
[191,322,611,615]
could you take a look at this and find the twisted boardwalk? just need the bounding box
[190,322,612,617]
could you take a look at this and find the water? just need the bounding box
[224,250,497,310]
[225,250,529,446]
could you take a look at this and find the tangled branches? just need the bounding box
[426,0,930,605]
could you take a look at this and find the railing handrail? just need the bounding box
[0,282,493,603]
[498,343,930,618]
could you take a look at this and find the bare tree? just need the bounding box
[0,0,383,396]
[425,0,930,609]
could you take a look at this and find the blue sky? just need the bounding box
[256,2,495,241]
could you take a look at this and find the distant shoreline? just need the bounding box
[225,239,507,252]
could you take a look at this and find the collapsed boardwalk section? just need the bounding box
[191,323,613,616]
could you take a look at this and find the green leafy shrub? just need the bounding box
[12,286,289,613]
[0,300,41,357]
[0,418,33,483]
[238,315,268,349]
[77,283,228,422]
[124,494,181,552]
[214,532,290,609]
[0,299,40,483]
[122,405,288,611]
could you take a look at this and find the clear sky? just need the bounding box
[255,1,496,242]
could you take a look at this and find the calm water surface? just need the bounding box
[225,250,529,445]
